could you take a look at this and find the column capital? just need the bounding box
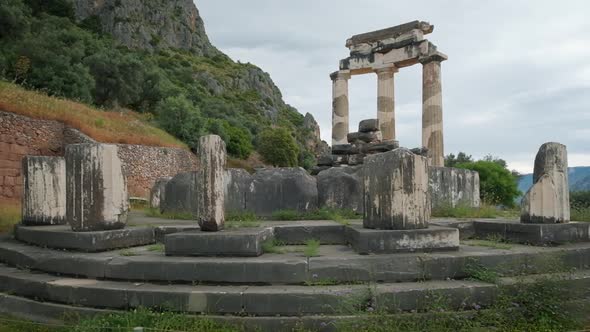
[374,66,398,76]
[330,70,351,81]
[419,51,448,65]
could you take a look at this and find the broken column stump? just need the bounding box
[21,156,66,226]
[521,142,570,224]
[197,135,226,232]
[65,144,129,231]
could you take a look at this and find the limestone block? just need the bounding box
[359,119,379,133]
[318,166,363,213]
[311,166,331,176]
[21,156,66,226]
[331,154,349,166]
[65,144,129,231]
[347,131,382,144]
[224,168,253,213]
[363,148,430,230]
[316,155,333,167]
[160,172,198,216]
[247,168,318,217]
[197,135,226,232]
[362,140,399,154]
[149,177,172,209]
[332,144,358,155]
[429,167,480,209]
[348,154,365,166]
[521,143,570,224]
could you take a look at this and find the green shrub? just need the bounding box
[257,127,299,167]
[156,95,203,149]
[456,160,521,207]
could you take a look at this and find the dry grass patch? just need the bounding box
[0,81,186,148]
[0,200,21,233]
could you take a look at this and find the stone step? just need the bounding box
[2,236,590,285]
[1,263,590,318]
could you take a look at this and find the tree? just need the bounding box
[257,128,299,167]
[206,119,253,159]
[445,152,473,167]
[156,95,203,149]
[456,160,521,207]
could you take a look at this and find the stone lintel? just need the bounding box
[345,21,433,48]
[330,70,351,81]
[341,40,441,72]
[419,51,448,65]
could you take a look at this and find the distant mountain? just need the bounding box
[518,167,590,193]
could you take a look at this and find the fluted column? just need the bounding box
[420,53,447,167]
[376,67,398,140]
[331,71,351,145]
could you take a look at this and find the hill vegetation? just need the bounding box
[0,0,322,164]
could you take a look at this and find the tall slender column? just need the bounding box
[420,53,447,167]
[331,71,351,145]
[375,67,397,140]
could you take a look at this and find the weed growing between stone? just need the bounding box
[0,201,20,233]
[119,249,139,256]
[462,239,513,250]
[225,211,261,228]
[147,243,165,252]
[261,238,285,254]
[463,259,500,283]
[271,207,360,224]
[144,207,193,220]
[304,239,321,257]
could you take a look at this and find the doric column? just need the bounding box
[375,67,398,140]
[331,70,351,145]
[420,52,447,167]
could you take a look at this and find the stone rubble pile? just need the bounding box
[312,118,399,175]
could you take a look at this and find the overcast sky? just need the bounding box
[197,0,590,174]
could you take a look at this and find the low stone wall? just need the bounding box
[0,110,197,201]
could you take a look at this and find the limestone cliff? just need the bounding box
[73,0,218,56]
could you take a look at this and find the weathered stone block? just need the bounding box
[429,167,480,209]
[165,228,273,257]
[65,144,129,231]
[160,172,198,216]
[316,155,333,166]
[347,131,382,144]
[345,224,459,254]
[310,166,331,176]
[197,135,226,231]
[363,148,430,230]
[331,154,348,165]
[247,168,318,217]
[149,177,171,209]
[224,168,253,213]
[317,166,363,213]
[474,220,589,245]
[358,119,379,133]
[361,140,399,154]
[332,144,358,155]
[521,142,570,224]
[21,156,66,226]
[348,154,365,166]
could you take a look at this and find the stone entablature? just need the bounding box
[331,21,447,167]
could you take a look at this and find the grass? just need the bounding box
[0,81,186,148]
[463,259,500,283]
[572,207,590,221]
[431,203,518,219]
[463,239,512,250]
[271,207,360,225]
[225,211,261,228]
[0,201,21,233]
[144,207,193,220]
[261,238,285,254]
[119,249,139,256]
[303,239,321,257]
[147,243,165,252]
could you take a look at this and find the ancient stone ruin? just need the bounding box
[65,143,129,231]
[521,142,570,223]
[21,156,66,225]
[196,135,226,231]
[332,21,447,166]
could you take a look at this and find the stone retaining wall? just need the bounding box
[0,111,197,201]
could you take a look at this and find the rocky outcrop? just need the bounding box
[73,0,219,56]
[521,142,570,224]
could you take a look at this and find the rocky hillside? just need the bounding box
[519,166,590,193]
[0,0,326,167]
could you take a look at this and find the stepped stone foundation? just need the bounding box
[149,177,171,209]
[65,143,129,231]
[332,21,447,166]
[521,142,570,224]
[21,156,66,226]
[197,135,226,232]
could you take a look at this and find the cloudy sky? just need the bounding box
[197,0,590,174]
